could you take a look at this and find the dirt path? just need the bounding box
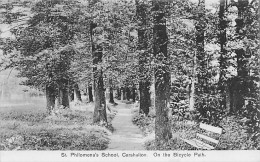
[107,101,145,150]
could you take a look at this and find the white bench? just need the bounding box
[181,123,223,150]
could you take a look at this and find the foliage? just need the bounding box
[219,116,260,150]
[144,138,195,150]
[132,106,197,150]
[194,93,225,126]
[225,0,260,148]
[0,110,47,122]
[15,0,81,90]
[170,100,191,120]
[132,113,154,136]
[0,126,110,150]
[0,0,87,94]
[133,110,260,150]
[132,106,155,136]
[0,0,259,151]
[0,101,112,150]
[239,97,260,149]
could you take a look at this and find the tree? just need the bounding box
[74,83,82,102]
[132,85,136,102]
[91,21,107,124]
[9,0,82,112]
[136,0,151,115]
[189,51,196,111]
[195,0,207,95]
[116,87,121,100]
[225,0,253,114]
[153,0,172,148]
[55,51,72,109]
[193,0,221,124]
[227,0,260,145]
[126,86,131,101]
[69,85,74,102]
[218,0,228,111]
[88,84,94,102]
[165,0,198,112]
[233,0,249,113]
[108,79,115,103]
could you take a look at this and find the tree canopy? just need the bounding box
[0,0,259,148]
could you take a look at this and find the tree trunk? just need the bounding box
[126,87,130,101]
[69,87,74,102]
[93,74,107,124]
[91,21,107,124]
[189,51,196,111]
[46,84,55,115]
[139,81,150,115]
[109,87,115,103]
[88,85,93,102]
[229,78,235,113]
[93,65,107,124]
[136,0,151,115]
[132,86,136,102]
[108,78,114,103]
[56,90,61,108]
[153,0,172,148]
[218,0,227,110]
[196,0,207,95]
[117,87,121,100]
[234,0,249,112]
[189,78,195,111]
[85,87,88,98]
[136,88,140,101]
[74,83,82,102]
[121,88,124,100]
[218,0,227,84]
[58,85,70,109]
[225,81,231,114]
[123,87,126,100]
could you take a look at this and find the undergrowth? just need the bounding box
[0,125,110,150]
[0,102,116,150]
[132,106,260,150]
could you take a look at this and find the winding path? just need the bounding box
[107,101,145,150]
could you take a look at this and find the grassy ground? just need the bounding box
[132,105,260,150]
[0,98,117,150]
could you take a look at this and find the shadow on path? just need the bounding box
[107,101,145,150]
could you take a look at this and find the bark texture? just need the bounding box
[136,0,151,115]
[58,84,70,109]
[195,0,207,95]
[74,83,82,102]
[126,87,131,101]
[153,0,172,148]
[139,81,150,114]
[218,0,227,110]
[46,83,55,115]
[92,41,107,124]
[117,87,121,100]
[109,87,115,103]
[132,86,136,102]
[232,0,249,113]
[189,51,196,111]
[88,85,93,102]
[69,87,74,102]
[122,87,126,100]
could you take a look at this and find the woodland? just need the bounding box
[0,0,259,150]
